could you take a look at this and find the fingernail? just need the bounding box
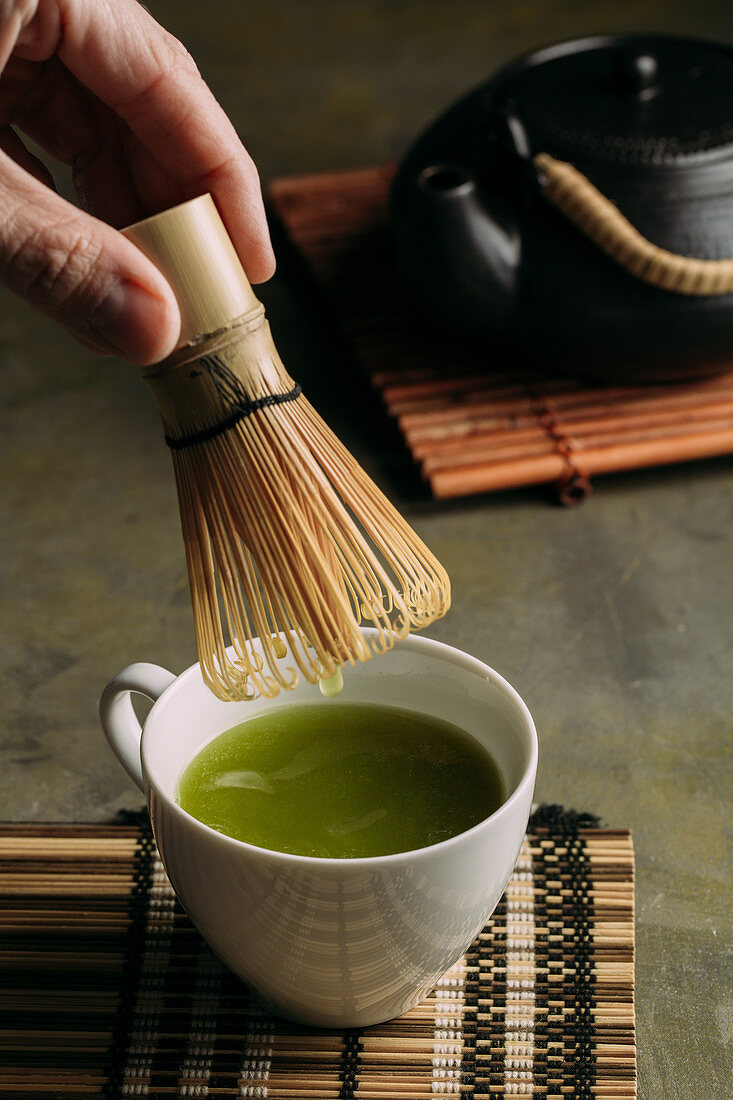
[89,280,172,363]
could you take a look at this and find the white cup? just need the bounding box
[100,630,537,1028]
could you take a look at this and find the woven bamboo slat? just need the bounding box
[0,816,635,1097]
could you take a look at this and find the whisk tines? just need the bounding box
[123,194,450,701]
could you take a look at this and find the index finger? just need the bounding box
[55,0,275,282]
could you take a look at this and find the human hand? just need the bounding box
[0,0,275,365]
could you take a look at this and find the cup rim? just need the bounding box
[141,630,538,868]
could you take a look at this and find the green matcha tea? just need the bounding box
[177,703,504,858]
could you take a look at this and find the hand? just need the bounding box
[0,0,275,365]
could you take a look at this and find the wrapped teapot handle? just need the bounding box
[535,152,733,296]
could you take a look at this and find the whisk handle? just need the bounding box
[122,194,261,355]
[100,663,176,791]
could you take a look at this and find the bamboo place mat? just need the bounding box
[268,165,733,503]
[0,808,635,1098]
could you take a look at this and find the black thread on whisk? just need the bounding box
[164,351,302,449]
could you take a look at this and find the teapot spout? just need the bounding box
[392,163,521,334]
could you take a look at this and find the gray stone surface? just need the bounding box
[1,2,731,1096]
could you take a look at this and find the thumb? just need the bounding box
[0,153,180,365]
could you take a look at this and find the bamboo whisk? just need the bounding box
[122,195,450,701]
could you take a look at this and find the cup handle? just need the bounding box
[99,663,177,792]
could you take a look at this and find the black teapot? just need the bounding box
[391,34,733,381]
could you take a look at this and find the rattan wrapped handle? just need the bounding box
[535,152,733,296]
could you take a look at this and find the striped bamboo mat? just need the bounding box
[268,164,733,503]
[0,809,635,1097]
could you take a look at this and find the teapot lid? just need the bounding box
[494,35,733,167]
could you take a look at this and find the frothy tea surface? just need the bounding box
[177,703,504,858]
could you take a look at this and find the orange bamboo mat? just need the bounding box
[268,165,733,503]
[0,809,635,1097]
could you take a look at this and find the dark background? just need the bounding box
[1,3,731,1096]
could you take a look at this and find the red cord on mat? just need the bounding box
[531,392,593,505]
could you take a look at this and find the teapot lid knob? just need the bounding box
[613,48,659,97]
